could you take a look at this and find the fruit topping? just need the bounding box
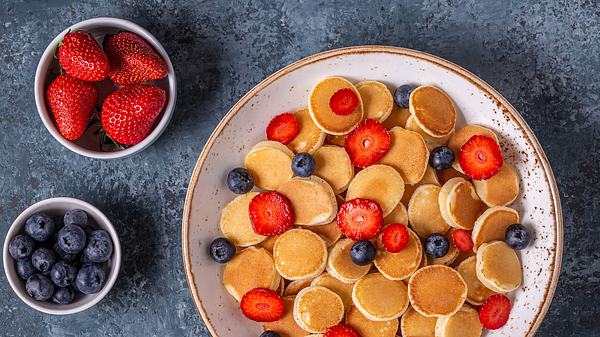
[291,152,316,177]
[266,113,299,144]
[240,288,285,322]
[429,146,455,170]
[337,198,383,240]
[349,240,376,266]
[227,168,255,194]
[424,233,449,258]
[381,223,410,253]
[393,84,414,108]
[209,237,236,263]
[451,229,474,253]
[324,323,362,337]
[479,294,511,330]
[249,192,295,236]
[505,224,532,250]
[329,88,359,115]
[459,135,503,180]
[344,119,391,168]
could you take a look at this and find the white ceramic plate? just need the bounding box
[182,46,563,337]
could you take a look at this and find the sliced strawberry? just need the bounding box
[249,192,295,236]
[324,324,362,337]
[459,135,503,180]
[329,88,359,115]
[337,198,383,240]
[240,288,285,322]
[451,229,474,253]
[266,113,299,144]
[344,119,391,168]
[382,223,410,253]
[479,294,511,330]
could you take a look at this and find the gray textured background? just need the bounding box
[0,0,599,336]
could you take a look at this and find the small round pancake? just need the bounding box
[400,306,437,337]
[325,134,346,147]
[274,229,327,280]
[313,145,354,194]
[311,273,354,310]
[346,164,405,217]
[309,77,364,135]
[258,234,280,252]
[472,206,519,250]
[220,192,266,247]
[405,115,453,151]
[294,286,344,333]
[288,107,326,154]
[437,167,470,185]
[401,166,440,206]
[439,178,486,230]
[284,278,315,296]
[278,176,338,226]
[408,265,467,317]
[355,80,394,122]
[409,86,456,137]
[435,305,482,337]
[263,296,309,337]
[473,163,520,207]
[346,305,399,337]
[476,241,522,293]
[245,141,294,190]
[447,125,499,173]
[327,238,371,283]
[378,127,429,185]
[374,228,422,280]
[427,230,459,266]
[408,184,450,238]
[383,105,411,129]
[352,273,409,321]
[303,220,343,247]
[384,202,408,225]
[456,256,497,305]
[223,247,280,301]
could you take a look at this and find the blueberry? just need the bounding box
[26,274,55,301]
[505,224,532,250]
[393,84,414,108]
[49,261,77,287]
[209,238,236,263]
[260,331,281,337]
[31,247,56,273]
[75,263,106,294]
[52,242,78,263]
[425,234,449,258]
[8,234,35,260]
[83,230,113,263]
[64,209,88,228]
[57,224,86,254]
[52,286,75,305]
[429,146,455,170]
[15,259,36,280]
[349,240,376,266]
[291,153,316,177]
[24,213,55,241]
[227,168,254,194]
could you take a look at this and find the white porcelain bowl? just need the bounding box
[34,17,177,159]
[3,197,121,315]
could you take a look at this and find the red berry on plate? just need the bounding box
[240,288,285,322]
[337,198,383,240]
[344,119,391,168]
[57,32,110,82]
[249,192,295,236]
[266,113,299,144]
[451,229,474,253]
[479,294,511,330]
[324,323,362,337]
[329,88,359,115]
[458,135,503,180]
[382,223,410,253]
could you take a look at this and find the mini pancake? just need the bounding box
[476,241,522,293]
[384,202,408,225]
[352,273,409,321]
[456,256,497,305]
[447,125,499,173]
[472,206,519,250]
[245,141,294,190]
[401,166,440,206]
[313,145,354,194]
[309,77,364,135]
[408,184,450,238]
[378,127,429,185]
[274,229,327,280]
[346,164,405,217]
[435,305,482,337]
[278,176,338,226]
[303,220,343,247]
[408,265,467,317]
[400,306,437,337]
[327,238,371,283]
[409,86,456,137]
[294,286,344,333]
[473,163,520,207]
[311,273,354,310]
[220,192,266,247]
[405,115,453,151]
[284,278,315,296]
[437,167,470,185]
[258,234,280,252]
[439,178,486,230]
[355,80,394,122]
[382,105,411,129]
[223,247,280,301]
[346,305,399,337]
[374,228,422,281]
[288,107,326,154]
[263,296,309,337]
[427,230,459,266]
[325,134,346,147]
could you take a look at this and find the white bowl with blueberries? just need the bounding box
[3,197,121,315]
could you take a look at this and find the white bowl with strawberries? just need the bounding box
[34,17,176,159]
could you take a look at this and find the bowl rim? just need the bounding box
[3,197,122,315]
[180,45,563,337]
[34,17,177,160]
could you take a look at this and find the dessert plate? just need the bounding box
[181,46,562,337]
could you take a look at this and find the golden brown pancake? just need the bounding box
[278,176,338,226]
[294,286,344,333]
[263,296,309,337]
[311,273,354,310]
[220,192,266,247]
[401,166,440,206]
[472,206,519,250]
[303,220,343,247]
[447,125,499,173]
[405,115,453,151]
[378,127,429,184]
[476,241,522,293]
[327,238,371,283]
[473,163,520,207]
[288,107,326,154]
[309,77,364,135]
[439,178,486,230]
[409,86,456,137]
[346,305,399,337]
[383,105,411,130]
[284,278,315,296]
[346,164,405,217]
[223,247,280,301]
[352,273,409,321]
[400,306,437,337]
[355,80,394,122]
[384,202,408,225]
[374,228,422,280]
[245,141,295,190]
[456,256,497,305]
[427,230,459,266]
[435,304,482,337]
[313,145,354,194]
[408,184,450,238]
[274,229,327,280]
[408,265,467,317]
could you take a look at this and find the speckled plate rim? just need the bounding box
[181,45,563,337]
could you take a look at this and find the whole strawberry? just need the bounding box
[104,32,168,85]
[57,32,110,82]
[101,84,166,145]
[45,74,98,141]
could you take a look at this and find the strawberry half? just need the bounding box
[249,192,295,236]
[344,119,391,168]
[337,198,383,240]
[324,324,362,337]
[479,294,511,330]
[266,113,299,144]
[240,288,285,322]
[382,223,410,253]
[330,88,359,115]
[458,135,503,180]
[58,32,110,82]
[451,229,474,253]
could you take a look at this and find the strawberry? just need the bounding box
[240,288,285,322]
[344,119,391,168]
[104,32,168,85]
[266,113,299,144]
[381,223,410,253]
[337,198,383,240]
[330,88,359,115]
[324,324,362,337]
[479,294,511,330]
[249,192,295,236]
[451,229,474,253]
[101,84,166,145]
[57,31,110,82]
[458,135,503,180]
[45,74,97,141]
